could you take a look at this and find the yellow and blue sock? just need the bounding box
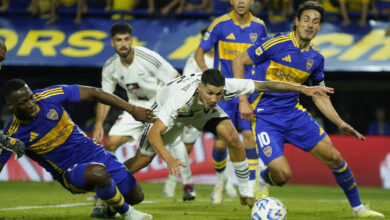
[245,148,259,181]
[212,148,227,173]
[331,161,362,207]
[95,179,129,215]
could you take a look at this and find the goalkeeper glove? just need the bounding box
[0,133,26,160]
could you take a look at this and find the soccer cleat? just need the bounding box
[163,174,177,197]
[90,206,111,218]
[211,182,224,204]
[225,180,238,198]
[255,165,269,200]
[122,207,153,220]
[353,204,385,218]
[183,184,196,201]
[239,195,256,209]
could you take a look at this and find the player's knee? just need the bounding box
[273,169,291,186]
[85,163,111,187]
[224,134,241,149]
[131,191,144,205]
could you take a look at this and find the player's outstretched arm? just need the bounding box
[147,119,186,175]
[78,85,156,123]
[195,47,209,71]
[254,81,334,97]
[312,95,365,140]
[0,133,25,160]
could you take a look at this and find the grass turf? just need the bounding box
[0,181,389,220]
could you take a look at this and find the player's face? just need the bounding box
[198,83,224,109]
[230,0,254,16]
[7,86,38,121]
[295,9,322,42]
[0,47,6,71]
[111,33,132,58]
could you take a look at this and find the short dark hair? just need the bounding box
[201,69,225,87]
[110,22,133,37]
[0,39,6,52]
[293,1,324,31]
[2,79,27,99]
[200,26,209,37]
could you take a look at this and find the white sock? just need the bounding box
[232,159,251,197]
[170,138,193,185]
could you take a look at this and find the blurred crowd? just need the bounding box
[0,0,390,28]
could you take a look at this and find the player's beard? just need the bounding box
[118,47,131,58]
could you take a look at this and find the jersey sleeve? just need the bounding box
[222,79,255,101]
[101,63,117,94]
[247,40,270,65]
[198,20,220,52]
[157,97,181,128]
[183,54,201,76]
[150,50,179,84]
[34,85,80,103]
[308,55,325,85]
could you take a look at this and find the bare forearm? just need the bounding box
[95,103,110,124]
[195,47,208,71]
[232,58,246,79]
[313,95,344,127]
[147,131,175,163]
[254,80,301,93]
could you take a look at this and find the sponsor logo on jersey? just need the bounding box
[226,33,236,40]
[250,33,258,43]
[263,146,272,157]
[306,59,314,70]
[319,127,325,136]
[255,47,263,56]
[47,109,59,120]
[282,55,291,63]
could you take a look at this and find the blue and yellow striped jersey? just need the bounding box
[247,32,324,114]
[199,11,267,79]
[0,85,95,181]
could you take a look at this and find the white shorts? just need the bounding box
[139,105,228,156]
[181,126,202,144]
[108,111,144,141]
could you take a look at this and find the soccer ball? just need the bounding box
[251,197,287,220]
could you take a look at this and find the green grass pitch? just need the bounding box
[0,181,389,219]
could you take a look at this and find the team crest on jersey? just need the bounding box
[255,47,263,56]
[306,59,314,70]
[263,146,272,157]
[204,32,210,41]
[179,106,188,112]
[250,33,258,43]
[47,109,58,120]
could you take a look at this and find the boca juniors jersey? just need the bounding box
[247,32,325,114]
[199,11,267,79]
[0,85,103,181]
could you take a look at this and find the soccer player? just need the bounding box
[92,22,196,200]
[123,68,333,208]
[233,1,385,217]
[194,0,267,204]
[0,79,156,220]
[0,40,26,159]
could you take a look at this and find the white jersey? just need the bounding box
[182,52,214,76]
[139,73,255,156]
[102,46,178,108]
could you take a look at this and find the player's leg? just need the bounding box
[105,111,142,152]
[170,136,196,201]
[211,118,255,207]
[211,138,228,204]
[310,136,384,217]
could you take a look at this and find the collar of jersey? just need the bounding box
[230,11,252,28]
[291,32,310,52]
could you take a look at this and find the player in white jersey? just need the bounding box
[93,22,196,201]
[124,68,333,208]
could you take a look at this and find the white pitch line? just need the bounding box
[0,200,157,211]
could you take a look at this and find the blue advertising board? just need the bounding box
[1,16,389,72]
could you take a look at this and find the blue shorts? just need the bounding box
[218,97,252,132]
[252,108,327,165]
[60,142,137,195]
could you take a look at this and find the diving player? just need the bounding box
[0,79,155,220]
[233,1,384,217]
[194,0,267,204]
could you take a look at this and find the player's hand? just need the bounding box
[239,96,254,120]
[0,134,26,160]
[301,86,334,98]
[166,158,186,175]
[338,122,365,140]
[92,123,104,144]
[131,106,156,123]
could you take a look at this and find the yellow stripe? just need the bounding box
[247,159,259,165]
[106,188,125,207]
[269,172,277,186]
[208,14,231,33]
[6,118,20,137]
[250,92,264,149]
[335,162,348,173]
[348,182,357,191]
[251,16,265,26]
[265,60,310,85]
[34,90,65,102]
[213,158,227,169]
[295,102,307,112]
[62,172,89,193]
[290,32,299,48]
[262,35,289,49]
[264,38,291,51]
[33,88,63,98]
